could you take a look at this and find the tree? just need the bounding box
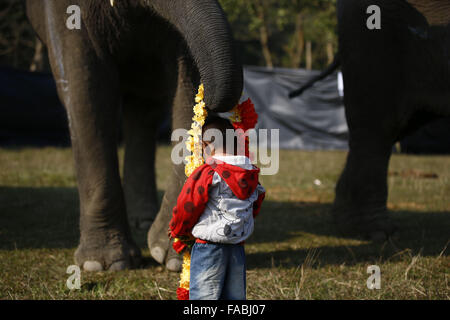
[220,0,338,70]
[0,0,40,71]
[1,0,338,71]
[249,0,274,68]
[302,0,337,68]
[220,0,278,68]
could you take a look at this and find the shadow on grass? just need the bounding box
[0,186,164,251]
[247,200,449,268]
[0,186,448,268]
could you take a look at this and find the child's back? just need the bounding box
[169,115,265,300]
[192,155,265,244]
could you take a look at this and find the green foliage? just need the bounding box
[0,0,37,70]
[1,1,338,71]
[220,0,338,69]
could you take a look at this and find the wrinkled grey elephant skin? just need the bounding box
[333,0,450,240]
[26,0,243,272]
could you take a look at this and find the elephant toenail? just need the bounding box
[166,258,182,272]
[83,261,103,272]
[150,247,166,264]
[109,260,129,271]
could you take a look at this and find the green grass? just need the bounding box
[0,146,449,299]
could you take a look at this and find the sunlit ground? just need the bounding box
[0,146,448,299]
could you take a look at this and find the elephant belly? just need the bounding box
[407,0,450,26]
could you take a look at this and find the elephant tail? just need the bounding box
[289,53,341,99]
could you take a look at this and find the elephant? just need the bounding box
[26,0,243,271]
[290,0,450,240]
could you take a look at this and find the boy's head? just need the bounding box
[202,115,237,157]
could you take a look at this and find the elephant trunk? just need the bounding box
[147,0,243,112]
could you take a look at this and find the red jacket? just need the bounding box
[169,157,265,253]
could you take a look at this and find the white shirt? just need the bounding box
[191,155,265,244]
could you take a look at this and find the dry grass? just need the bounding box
[0,146,449,300]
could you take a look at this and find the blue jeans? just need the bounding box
[189,242,246,300]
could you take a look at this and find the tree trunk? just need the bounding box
[326,38,334,65]
[30,39,44,72]
[254,1,273,68]
[306,41,312,70]
[291,12,304,68]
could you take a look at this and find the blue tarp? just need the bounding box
[243,66,348,150]
[0,66,69,145]
[1,66,448,154]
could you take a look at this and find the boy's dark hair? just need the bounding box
[202,115,237,154]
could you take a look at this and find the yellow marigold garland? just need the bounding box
[184,84,207,177]
[176,84,208,300]
[179,249,191,287]
[176,85,256,300]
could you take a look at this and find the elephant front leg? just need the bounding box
[42,0,140,272]
[147,164,186,271]
[123,99,162,230]
[332,141,398,241]
[147,109,192,272]
[147,55,198,272]
[69,89,141,271]
[54,66,140,272]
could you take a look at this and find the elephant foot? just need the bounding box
[165,240,183,272]
[148,242,182,272]
[148,243,182,272]
[148,224,182,272]
[332,206,398,242]
[147,210,171,264]
[75,233,141,272]
[129,216,154,231]
[369,227,399,242]
[127,207,157,231]
[148,230,169,265]
[364,216,398,242]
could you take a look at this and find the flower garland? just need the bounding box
[175,245,191,300]
[185,84,208,177]
[175,84,207,300]
[176,84,258,300]
[230,98,258,132]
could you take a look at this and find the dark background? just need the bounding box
[0,0,449,153]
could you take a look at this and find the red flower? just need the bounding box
[172,238,187,254]
[232,98,258,132]
[177,287,189,300]
[230,98,258,158]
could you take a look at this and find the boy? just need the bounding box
[169,115,265,300]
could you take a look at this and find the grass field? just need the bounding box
[0,146,449,300]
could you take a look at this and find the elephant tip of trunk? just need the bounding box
[202,73,243,113]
